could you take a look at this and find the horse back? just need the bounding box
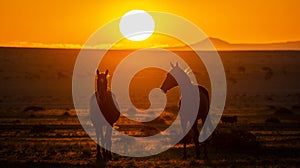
[178,85,210,121]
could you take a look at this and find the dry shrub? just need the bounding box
[265,117,281,124]
[212,128,261,154]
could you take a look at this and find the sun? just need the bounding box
[119,10,155,41]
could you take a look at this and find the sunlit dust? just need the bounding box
[112,33,186,49]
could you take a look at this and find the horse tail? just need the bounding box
[198,86,209,104]
[197,85,210,121]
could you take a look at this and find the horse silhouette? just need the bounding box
[90,69,120,160]
[160,63,212,159]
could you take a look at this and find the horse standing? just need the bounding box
[160,63,212,159]
[90,70,120,160]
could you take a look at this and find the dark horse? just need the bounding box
[90,70,120,160]
[160,63,211,159]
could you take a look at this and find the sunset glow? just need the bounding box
[0,0,299,48]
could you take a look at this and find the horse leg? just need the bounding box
[202,121,209,159]
[180,117,187,160]
[183,136,187,160]
[96,131,102,160]
[100,126,107,160]
[202,115,211,159]
[105,125,113,160]
[192,121,200,159]
[203,140,208,159]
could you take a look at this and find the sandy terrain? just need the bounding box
[0,48,299,167]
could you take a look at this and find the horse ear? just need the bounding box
[105,69,109,76]
[176,62,178,67]
[96,69,99,75]
[170,62,174,68]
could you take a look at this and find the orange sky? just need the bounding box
[0,0,299,48]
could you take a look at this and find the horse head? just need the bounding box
[160,62,180,93]
[96,69,109,102]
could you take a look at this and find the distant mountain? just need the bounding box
[179,38,300,50]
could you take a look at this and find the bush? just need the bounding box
[274,107,294,115]
[265,117,281,124]
[23,106,45,112]
[62,111,71,117]
[212,128,261,154]
[30,125,51,134]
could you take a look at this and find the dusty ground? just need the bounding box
[0,107,299,168]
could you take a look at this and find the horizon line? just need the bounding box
[0,37,299,50]
[1,46,299,52]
